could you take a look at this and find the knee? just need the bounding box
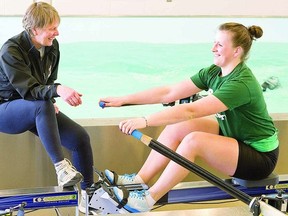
[160,124,186,143]
[181,132,204,151]
[34,100,53,106]
[174,132,204,159]
[34,100,54,114]
[73,128,91,149]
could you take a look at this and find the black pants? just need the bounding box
[0,99,94,189]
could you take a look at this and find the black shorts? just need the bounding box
[233,140,279,180]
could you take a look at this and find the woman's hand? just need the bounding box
[119,117,147,135]
[57,85,82,107]
[99,97,124,108]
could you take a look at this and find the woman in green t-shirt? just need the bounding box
[99,22,279,213]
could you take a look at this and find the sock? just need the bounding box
[145,191,156,208]
[135,174,145,184]
[54,159,65,168]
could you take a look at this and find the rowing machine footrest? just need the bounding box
[232,173,279,188]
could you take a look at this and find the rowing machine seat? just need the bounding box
[232,173,279,188]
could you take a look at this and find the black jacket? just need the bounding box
[0,31,60,102]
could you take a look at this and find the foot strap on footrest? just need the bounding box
[116,187,129,210]
[93,167,118,186]
[109,170,119,186]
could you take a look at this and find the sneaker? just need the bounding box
[55,158,83,187]
[104,169,142,185]
[113,187,151,213]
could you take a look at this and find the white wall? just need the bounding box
[0,0,288,17]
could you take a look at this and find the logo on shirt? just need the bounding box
[215,113,226,120]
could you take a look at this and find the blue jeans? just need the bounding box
[0,99,94,189]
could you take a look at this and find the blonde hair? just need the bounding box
[219,22,263,61]
[22,2,60,36]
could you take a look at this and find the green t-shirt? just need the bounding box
[191,62,278,152]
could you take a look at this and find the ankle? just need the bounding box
[134,174,144,184]
[148,189,163,203]
[145,191,156,207]
[54,159,65,166]
[54,158,70,169]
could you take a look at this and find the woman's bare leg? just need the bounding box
[138,116,220,183]
[148,130,238,201]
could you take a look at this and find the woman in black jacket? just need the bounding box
[0,2,93,213]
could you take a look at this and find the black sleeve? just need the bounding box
[1,44,60,100]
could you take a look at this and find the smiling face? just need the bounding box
[22,2,60,49]
[212,30,237,68]
[31,21,59,49]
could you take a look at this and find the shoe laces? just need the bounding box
[56,159,78,176]
[130,190,147,200]
[121,173,136,181]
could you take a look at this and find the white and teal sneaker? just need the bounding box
[104,169,143,185]
[112,187,152,213]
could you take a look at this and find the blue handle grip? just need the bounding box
[99,101,105,109]
[131,130,143,140]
